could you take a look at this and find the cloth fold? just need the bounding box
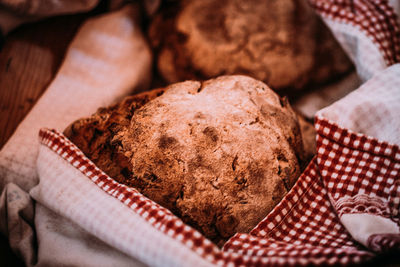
[318,64,400,146]
[0,0,399,266]
[0,183,36,265]
[315,64,400,253]
[33,132,213,266]
[0,5,152,266]
[0,0,99,34]
[309,0,400,81]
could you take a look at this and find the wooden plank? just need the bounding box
[0,14,85,149]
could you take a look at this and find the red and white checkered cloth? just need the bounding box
[309,0,400,81]
[28,0,400,266]
[34,64,399,266]
[32,1,400,265]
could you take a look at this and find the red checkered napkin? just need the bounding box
[33,1,400,266]
[37,128,375,267]
[309,0,400,81]
[34,65,400,266]
[223,66,400,264]
[223,159,373,266]
[307,0,400,254]
[228,1,400,264]
[314,64,400,253]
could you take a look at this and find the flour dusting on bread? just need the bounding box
[65,75,311,245]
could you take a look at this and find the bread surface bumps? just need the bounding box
[65,75,308,245]
[149,0,352,90]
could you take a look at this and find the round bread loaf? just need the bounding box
[65,75,309,245]
[149,0,352,91]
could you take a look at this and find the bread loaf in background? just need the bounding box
[148,0,352,92]
[64,75,315,245]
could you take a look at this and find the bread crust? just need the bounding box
[64,76,314,245]
[148,0,352,91]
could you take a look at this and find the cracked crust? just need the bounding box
[63,88,166,186]
[64,75,312,246]
[149,0,352,91]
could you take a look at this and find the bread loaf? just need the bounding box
[148,0,352,91]
[64,75,313,245]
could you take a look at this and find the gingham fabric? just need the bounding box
[33,1,400,265]
[35,65,400,267]
[224,160,373,266]
[314,64,400,253]
[33,130,214,267]
[317,64,400,146]
[309,0,400,81]
[36,77,399,265]
[1,0,400,266]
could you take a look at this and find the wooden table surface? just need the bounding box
[0,15,86,148]
[0,11,91,266]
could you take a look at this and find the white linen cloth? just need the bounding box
[0,0,399,266]
[0,5,152,266]
[0,0,98,34]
